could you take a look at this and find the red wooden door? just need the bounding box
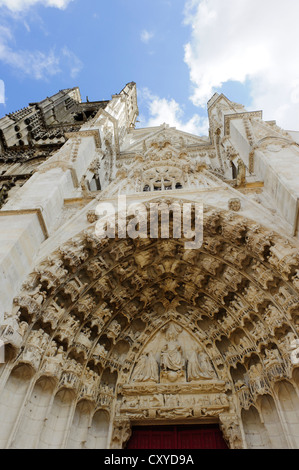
[126,424,228,449]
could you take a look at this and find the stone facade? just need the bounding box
[0,83,299,449]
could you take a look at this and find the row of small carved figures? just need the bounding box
[1,318,295,386]
[49,370,116,402]
[235,373,287,410]
[234,361,288,397]
[118,392,229,410]
[12,238,299,319]
[196,314,299,348]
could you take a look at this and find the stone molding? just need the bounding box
[0,208,49,239]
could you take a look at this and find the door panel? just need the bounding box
[126,424,228,449]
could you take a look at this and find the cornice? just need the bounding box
[65,129,101,148]
[224,111,263,136]
[118,144,215,161]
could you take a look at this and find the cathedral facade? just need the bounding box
[0,82,299,449]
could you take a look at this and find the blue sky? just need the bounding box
[0,0,298,135]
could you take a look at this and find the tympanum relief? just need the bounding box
[115,321,231,428]
[130,322,218,385]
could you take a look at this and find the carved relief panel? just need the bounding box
[110,319,240,449]
[128,321,218,385]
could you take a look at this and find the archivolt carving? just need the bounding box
[1,205,299,448]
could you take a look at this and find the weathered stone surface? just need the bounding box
[0,83,299,449]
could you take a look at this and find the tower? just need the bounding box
[0,83,299,449]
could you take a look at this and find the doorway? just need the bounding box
[126,424,229,449]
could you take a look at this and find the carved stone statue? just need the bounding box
[93,343,108,358]
[187,349,216,381]
[228,198,241,212]
[106,320,121,344]
[42,299,65,329]
[160,324,185,373]
[0,311,25,349]
[42,344,65,375]
[289,339,299,365]
[131,352,159,383]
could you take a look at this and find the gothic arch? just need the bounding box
[241,406,272,449]
[1,203,299,448]
[256,394,288,449]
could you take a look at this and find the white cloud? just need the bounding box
[61,46,83,78]
[9,49,61,79]
[0,25,81,80]
[138,88,209,135]
[0,79,4,103]
[183,0,299,130]
[0,0,73,11]
[140,29,154,44]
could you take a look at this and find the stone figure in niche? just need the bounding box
[22,283,47,305]
[160,343,184,372]
[131,352,159,383]
[289,338,299,365]
[52,345,65,364]
[292,270,299,290]
[160,324,185,373]
[43,300,65,329]
[0,311,26,348]
[28,329,49,349]
[106,320,121,344]
[263,348,282,368]
[93,343,108,358]
[41,344,65,375]
[187,349,216,381]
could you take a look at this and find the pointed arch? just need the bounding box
[0,203,299,448]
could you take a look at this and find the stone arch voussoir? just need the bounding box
[1,203,299,448]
